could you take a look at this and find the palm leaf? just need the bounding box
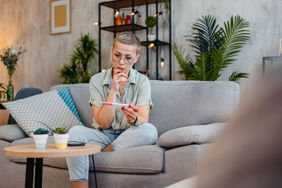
[172,43,194,80]
[229,71,249,83]
[188,15,221,57]
[221,15,250,64]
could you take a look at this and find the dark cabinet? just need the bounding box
[98,0,172,80]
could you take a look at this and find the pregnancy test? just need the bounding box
[101,102,129,107]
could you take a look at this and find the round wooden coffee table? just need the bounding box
[4,144,101,188]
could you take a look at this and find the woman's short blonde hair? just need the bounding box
[113,32,141,54]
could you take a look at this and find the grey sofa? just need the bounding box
[0,80,239,188]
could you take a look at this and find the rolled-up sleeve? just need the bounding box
[89,77,103,107]
[136,78,153,108]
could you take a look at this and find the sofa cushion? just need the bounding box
[149,80,239,135]
[0,124,27,142]
[93,145,164,174]
[57,87,83,123]
[157,123,226,149]
[3,90,83,136]
[10,138,164,174]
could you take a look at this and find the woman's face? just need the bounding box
[111,41,139,75]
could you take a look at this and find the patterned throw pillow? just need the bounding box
[57,87,82,123]
[3,90,84,136]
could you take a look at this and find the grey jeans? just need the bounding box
[66,123,158,181]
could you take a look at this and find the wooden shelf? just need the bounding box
[101,24,146,32]
[141,40,170,47]
[100,0,165,9]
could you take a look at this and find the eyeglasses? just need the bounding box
[112,52,136,64]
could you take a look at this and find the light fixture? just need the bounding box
[154,11,163,17]
[148,43,155,48]
[160,58,165,68]
[129,10,139,16]
[115,9,120,17]
[92,21,101,26]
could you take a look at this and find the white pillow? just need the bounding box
[3,90,84,136]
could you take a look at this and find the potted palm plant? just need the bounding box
[53,127,69,149]
[59,33,98,84]
[33,128,49,149]
[173,15,250,82]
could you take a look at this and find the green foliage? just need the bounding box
[229,71,249,83]
[53,127,67,134]
[145,16,157,28]
[34,128,49,135]
[0,83,7,100]
[173,15,250,81]
[59,34,98,83]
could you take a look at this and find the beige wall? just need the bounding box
[0,0,101,124]
[0,0,101,93]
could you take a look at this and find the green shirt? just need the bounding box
[89,68,153,130]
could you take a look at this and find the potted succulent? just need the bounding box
[53,127,69,149]
[33,128,49,149]
[145,16,157,41]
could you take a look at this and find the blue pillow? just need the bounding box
[57,87,83,123]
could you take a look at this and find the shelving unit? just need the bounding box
[98,0,172,80]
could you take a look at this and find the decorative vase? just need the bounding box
[7,82,14,101]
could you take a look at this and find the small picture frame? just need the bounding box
[50,0,71,35]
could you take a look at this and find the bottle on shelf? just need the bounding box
[122,11,126,25]
[125,15,132,25]
[115,9,122,25]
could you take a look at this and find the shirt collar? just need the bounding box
[102,67,137,86]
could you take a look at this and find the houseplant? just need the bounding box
[53,127,69,149]
[173,15,250,82]
[145,16,157,41]
[0,45,26,100]
[33,128,49,149]
[59,33,98,83]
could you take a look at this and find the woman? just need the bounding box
[66,32,158,188]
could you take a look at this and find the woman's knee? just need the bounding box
[139,123,158,143]
[68,126,87,142]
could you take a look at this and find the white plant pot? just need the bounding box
[148,34,156,41]
[33,134,48,150]
[53,133,69,149]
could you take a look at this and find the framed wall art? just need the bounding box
[50,0,71,34]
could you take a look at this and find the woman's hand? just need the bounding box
[121,104,139,124]
[112,67,128,92]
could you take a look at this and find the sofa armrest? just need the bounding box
[0,124,27,142]
[157,123,226,149]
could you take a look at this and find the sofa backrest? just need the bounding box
[50,80,240,135]
[149,80,239,135]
